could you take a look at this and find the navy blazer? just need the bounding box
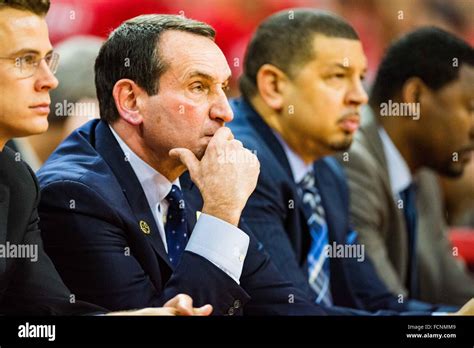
[229,97,441,313]
[36,119,328,316]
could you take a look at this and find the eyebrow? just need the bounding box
[186,71,232,84]
[328,63,367,73]
[7,48,53,57]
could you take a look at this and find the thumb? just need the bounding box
[164,294,194,316]
[169,148,199,174]
[193,304,213,316]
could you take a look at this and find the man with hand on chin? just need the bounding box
[37,13,328,315]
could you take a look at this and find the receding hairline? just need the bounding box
[157,29,227,79]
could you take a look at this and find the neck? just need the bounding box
[381,119,420,174]
[250,96,321,164]
[111,121,185,182]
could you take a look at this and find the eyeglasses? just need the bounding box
[0,52,60,78]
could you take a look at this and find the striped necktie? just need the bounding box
[297,170,332,305]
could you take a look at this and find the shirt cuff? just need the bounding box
[431,312,449,316]
[185,213,249,284]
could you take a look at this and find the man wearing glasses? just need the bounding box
[0,0,212,316]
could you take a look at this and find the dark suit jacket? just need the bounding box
[341,114,474,306]
[228,97,444,313]
[36,119,328,315]
[0,146,102,315]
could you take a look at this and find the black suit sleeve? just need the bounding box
[1,165,103,315]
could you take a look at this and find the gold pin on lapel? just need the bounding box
[140,220,151,234]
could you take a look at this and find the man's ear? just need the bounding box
[112,79,145,126]
[401,77,425,104]
[256,64,288,111]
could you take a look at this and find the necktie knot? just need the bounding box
[298,170,316,192]
[166,185,185,211]
[400,183,417,203]
[298,170,324,218]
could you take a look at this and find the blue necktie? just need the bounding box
[399,183,418,297]
[297,170,332,305]
[164,185,189,267]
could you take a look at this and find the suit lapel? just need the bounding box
[359,119,392,194]
[94,121,172,269]
[236,98,293,178]
[234,98,321,262]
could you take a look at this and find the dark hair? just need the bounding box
[240,9,359,100]
[95,14,215,123]
[370,27,474,108]
[0,0,50,16]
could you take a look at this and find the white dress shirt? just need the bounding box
[378,127,413,199]
[109,126,249,283]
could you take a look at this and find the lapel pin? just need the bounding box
[140,220,151,234]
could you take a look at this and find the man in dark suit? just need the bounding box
[37,14,332,315]
[228,9,457,313]
[0,0,101,315]
[0,0,215,316]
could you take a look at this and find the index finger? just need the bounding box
[209,127,234,146]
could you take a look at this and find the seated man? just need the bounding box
[0,0,207,316]
[37,13,330,315]
[341,27,474,306]
[228,9,456,313]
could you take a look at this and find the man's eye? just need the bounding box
[21,54,37,66]
[329,73,345,79]
[191,83,206,93]
[44,54,53,64]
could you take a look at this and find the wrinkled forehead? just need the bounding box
[0,8,51,55]
[159,30,231,82]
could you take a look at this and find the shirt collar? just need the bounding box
[109,125,180,209]
[378,126,412,196]
[272,130,313,183]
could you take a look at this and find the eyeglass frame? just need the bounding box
[0,51,60,78]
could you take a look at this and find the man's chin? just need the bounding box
[14,122,49,138]
[329,135,353,152]
[439,162,466,178]
[194,146,207,161]
[30,118,49,135]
